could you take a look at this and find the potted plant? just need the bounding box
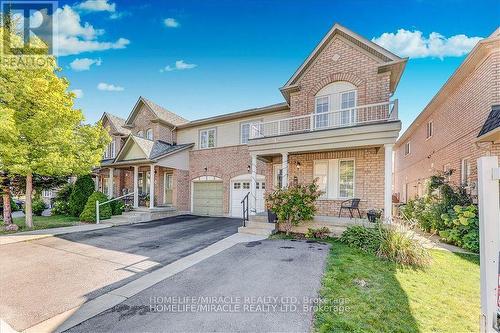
[266,205,277,224]
[367,209,382,223]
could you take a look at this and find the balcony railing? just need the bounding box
[250,100,398,139]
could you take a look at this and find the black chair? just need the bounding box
[338,198,362,218]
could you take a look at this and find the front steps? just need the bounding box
[238,215,276,236]
[103,206,178,226]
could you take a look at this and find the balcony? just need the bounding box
[250,100,398,140]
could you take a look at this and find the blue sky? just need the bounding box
[51,0,499,133]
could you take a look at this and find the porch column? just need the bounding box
[108,167,114,198]
[384,144,393,222]
[133,166,139,208]
[94,175,99,191]
[250,154,257,215]
[149,164,155,209]
[281,152,288,188]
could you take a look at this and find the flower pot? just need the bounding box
[267,210,277,223]
[367,210,381,223]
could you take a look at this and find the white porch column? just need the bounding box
[94,175,99,191]
[281,152,288,188]
[133,166,139,208]
[149,164,155,209]
[250,154,257,215]
[108,168,114,198]
[384,144,393,222]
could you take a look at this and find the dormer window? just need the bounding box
[137,130,144,138]
[146,128,153,140]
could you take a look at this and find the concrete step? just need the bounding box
[246,221,276,230]
[238,226,274,236]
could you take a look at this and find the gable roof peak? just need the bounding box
[125,96,189,128]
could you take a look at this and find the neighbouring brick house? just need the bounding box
[394,28,500,203]
[95,23,407,222]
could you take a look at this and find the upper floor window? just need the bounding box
[404,142,411,156]
[200,128,216,149]
[146,128,153,140]
[426,121,433,139]
[137,130,144,138]
[240,123,251,144]
[103,141,115,159]
[314,81,357,128]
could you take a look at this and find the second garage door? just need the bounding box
[192,182,223,216]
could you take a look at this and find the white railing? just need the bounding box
[250,100,398,139]
[96,192,135,224]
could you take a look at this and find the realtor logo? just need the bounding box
[1,0,57,68]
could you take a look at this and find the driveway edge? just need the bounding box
[24,233,266,333]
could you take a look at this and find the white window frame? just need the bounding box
[461,157,471,186]
[199,128,216,149]
[146,128,153,140]
[426,120,433,139]
[240,122,253,144]
[137,130,144,138]
[273,164,282,189]
[313,158,355,199]
[314,95,330,128]
[404,141,411,156]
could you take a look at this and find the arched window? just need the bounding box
[314,81,357,128]
[137,130,144,138]
[146,128,153,140]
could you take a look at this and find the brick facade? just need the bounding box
[288,35,391,117]
[394,49,500,202]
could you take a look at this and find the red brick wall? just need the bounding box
[285,148,385,217]
[130,105,175,143]
[394,50,500,202]
[187,145,271,214]
[288,35,391,117]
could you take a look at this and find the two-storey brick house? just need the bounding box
[96,23,407,226]
[394,28,500,202]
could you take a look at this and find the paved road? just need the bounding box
[0,215,240,331]
[66,239,330,333]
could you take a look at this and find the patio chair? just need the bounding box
[338,198,362,218]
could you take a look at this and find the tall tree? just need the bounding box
[0,24,110,228]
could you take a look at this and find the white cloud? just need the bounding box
[109,11,129,19]
[74,0,116,13]
[54,5,130,56]
[97,82,124,91]
[372,29,483,59]
[160,60,197,72]
[71,89,84,98]
[69,57,102,71]
[164,18,179,28]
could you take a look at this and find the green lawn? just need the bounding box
[314,240,479,333]
[0,215,80,234]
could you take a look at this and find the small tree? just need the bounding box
[79,192,111,223]
[69,175,96,217]
[265,180,322,235]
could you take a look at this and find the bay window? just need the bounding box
[313,158,355,199]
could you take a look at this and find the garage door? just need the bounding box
[231,179,265,218]
[193,182,223,216]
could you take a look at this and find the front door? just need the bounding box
[164,173,173,204]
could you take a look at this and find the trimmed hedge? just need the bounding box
[79,192,111,223]
[69,175,95,217]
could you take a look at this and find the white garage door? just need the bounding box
[193,182,223,216]
[231,178,265,218]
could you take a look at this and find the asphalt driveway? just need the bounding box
[66,239,330,333]
[0,215,240,331]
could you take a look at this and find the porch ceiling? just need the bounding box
[248,121,401,156]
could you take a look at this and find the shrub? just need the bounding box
[440,205,479,253]
[69,175,95,217]
[56,183,74,202]
[31,198,46,216]
[378,226,431,267]
[79,192,111,223]
[340,225,381,254]
[265,180,322,235]
[110,199,124,216]
[305,227,331,239]
[51,201,69,215]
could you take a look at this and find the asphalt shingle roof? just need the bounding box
[478,105,500,137]
[132,135,192,160]
[141,97,189,126]
[104,113,131,135]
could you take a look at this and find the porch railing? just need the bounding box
[250,100,398,139]
[96,192,135,224]
[241,192,250,227]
